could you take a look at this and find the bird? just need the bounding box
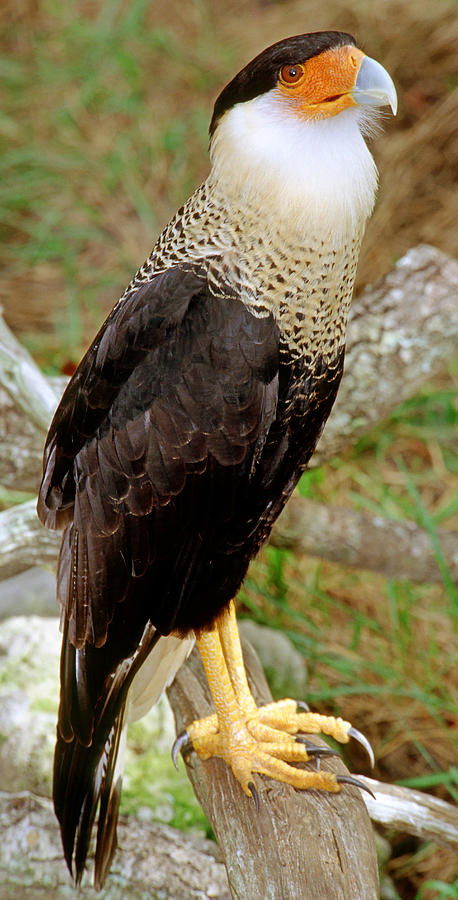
[38,30,397,888]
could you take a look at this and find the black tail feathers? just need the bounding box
[54,621,160,886]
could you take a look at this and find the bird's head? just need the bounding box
[210,32,396,135]
[208,32,397,236]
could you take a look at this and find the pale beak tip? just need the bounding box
[353,54,398,116]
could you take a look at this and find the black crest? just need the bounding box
[209,31,356,135]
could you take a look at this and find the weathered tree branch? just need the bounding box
[0,790,231,900]
[0,383,46,494]
[358,776,458,851]
[313,244,458,463]
[1,777,456,900]
[0,499,61,581]
[271,497,458,584]
[0,311,58,434]
[167,642,379,900]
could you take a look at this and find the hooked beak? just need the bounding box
[352,55,398,115]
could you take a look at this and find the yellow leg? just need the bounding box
[218,600,257,716]
[184,601,373,797]
[210,600,353,742]
[191,621,340,794]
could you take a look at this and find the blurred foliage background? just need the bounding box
[1,1,457,897]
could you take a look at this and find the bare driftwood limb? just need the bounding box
[0,385,46,495]
[167,642,379,900]
[0,310,58,434]
[0,245,456,492]
[2,493,457,587]
[358,776,458,851]
[271,497,458,584]
[0,790,231,900]
[314,244,458,464]
[0,499,60,581]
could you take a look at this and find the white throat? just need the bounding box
[209,90,379,242]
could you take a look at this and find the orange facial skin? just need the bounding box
[277,45,365,119]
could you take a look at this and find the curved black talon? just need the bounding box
[348,727,375,768]
[336,775,376,799]
[295,737,340,758]
[171,731,192,769]
[248,780,260,812]
[296,699,310,712]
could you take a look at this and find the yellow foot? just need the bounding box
[180,699,373,762]
[173,699,374,799]
[178,602,374,801]
[184,708,341,796]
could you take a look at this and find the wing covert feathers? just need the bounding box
[39,265,280,647]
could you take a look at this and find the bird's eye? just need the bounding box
[279,64,305,85]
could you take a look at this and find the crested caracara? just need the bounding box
[38,30,397,887]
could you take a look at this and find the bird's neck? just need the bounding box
[149,105,378,360]
[208,97,378,241]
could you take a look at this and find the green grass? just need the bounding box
[399,768,458,804]
[416,882,458,900]
[0,486,35,510]
[2,1,233,368]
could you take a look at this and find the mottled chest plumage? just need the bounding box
[125,178,363,367]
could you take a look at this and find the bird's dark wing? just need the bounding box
[38,265,280,884]
[39,265,279,649]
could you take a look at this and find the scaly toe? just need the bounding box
[181,697,375,795]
